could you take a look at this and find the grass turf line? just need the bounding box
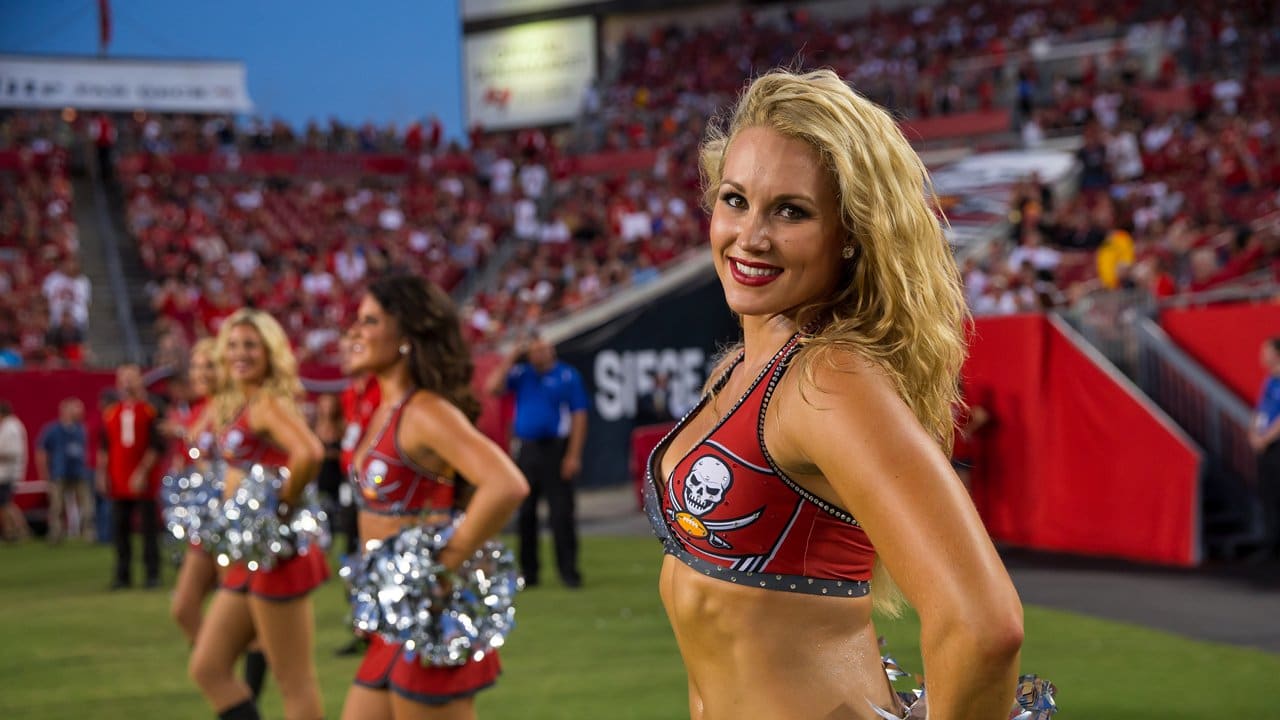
[0,537,1276,718]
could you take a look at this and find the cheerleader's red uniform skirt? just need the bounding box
[220,548,330,600]
[354,634,501,705]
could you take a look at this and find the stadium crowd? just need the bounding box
[1,0,1278,367]
[1,113,88,368]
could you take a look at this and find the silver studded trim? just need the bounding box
[757,342,861,528]
[664,540,871,598]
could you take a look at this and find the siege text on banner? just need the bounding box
[556,268,740,488]
[0,55,252,113]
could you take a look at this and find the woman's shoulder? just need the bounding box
[788,342,891,393]
[247,391,301,425]
[401,389,461,425]
[776,343,907,424]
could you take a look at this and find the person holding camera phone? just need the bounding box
[485,334,588,589]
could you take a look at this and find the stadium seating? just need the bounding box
[0,113,85,367]
[7,0,1279,365]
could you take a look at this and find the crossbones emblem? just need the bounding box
[361,458,396,500]
[667,456,762,550]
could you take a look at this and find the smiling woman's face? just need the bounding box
[709,126,846,321]
[344,294,402,376]
[224,323,269,387]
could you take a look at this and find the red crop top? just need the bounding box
[353,393,455,516]
[646,333,876,597]
[218,404,291,470]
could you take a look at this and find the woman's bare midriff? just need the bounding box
[660,555,898,720]
[357,511,455,553]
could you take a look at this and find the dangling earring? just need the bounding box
[399,343,410,356]
[841,244,857,260]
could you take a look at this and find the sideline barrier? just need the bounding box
[629,313,1202,565]
[1,313,1205,564]
[965,315,1201,565]
[0,368,115,515]
[1160,302,1280,405]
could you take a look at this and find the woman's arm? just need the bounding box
[400,392,529,572]
[483,344,523,398]
[777,357,1022,720]
[251,395,324,504]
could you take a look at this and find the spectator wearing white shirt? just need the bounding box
[228,245,261,280]
[513,198,541,240]
[1141,114,1175,154]
[1107,121,1145,183]
[490,155,515,195]
[540,217,571,245]
[333,240,368,287]
[518,162,548,199]
[0,400,32,541]
[41,257,91,330]
[302,257,337,299]
[1007,229,1062,274]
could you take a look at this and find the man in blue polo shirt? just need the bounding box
[1250,337,1280,561]
[486,335,589,588]
[36,397,92,542]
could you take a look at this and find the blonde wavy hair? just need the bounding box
[211,309,304,427]
[701,69,969,614]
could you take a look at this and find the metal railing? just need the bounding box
[1059,288,1155,378]
[1157,277,1279,310]
[87,147,145,365]
[1134,318,1262,554]
[1060,278,1280,379]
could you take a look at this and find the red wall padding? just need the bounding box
[0,315,1203,564]
[966,315,1201,566]
[0,369,116,488]
[1160,302,1280,405]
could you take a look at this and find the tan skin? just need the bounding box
[188,322,326,720]
[656,127,1022,720]
[169,346,220,644]
[340,294,528,720]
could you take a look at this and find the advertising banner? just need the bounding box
[965,314,1201,565]
[463,0,598,21]
[1160,302,1280,405]
[0,55,252,113]
[463,17,596,131]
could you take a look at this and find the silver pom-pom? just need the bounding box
[1011,675,1057,720]
[205,464,330,571]
[340,517,522,667]
[161,461,225,548]
[873,640,1057,719]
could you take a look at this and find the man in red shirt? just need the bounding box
[333,337,380,657]
[338,370,380,555]
[96,364,165,589]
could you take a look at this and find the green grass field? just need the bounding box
[1,537,1277,718]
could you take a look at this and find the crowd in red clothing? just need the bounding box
[7,0,1280,368]
[0,112,88,367]
[114,112,451,157]
[127,165,498,364]
[965,62,1280,317]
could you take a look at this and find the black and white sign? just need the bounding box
[462,0,597,21]
[0,56,252,113]
[463,17,595,131]
[557,268,740,487]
